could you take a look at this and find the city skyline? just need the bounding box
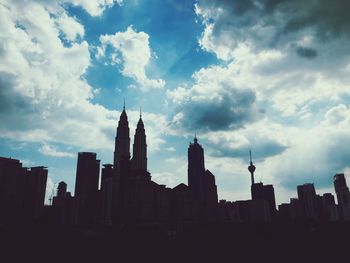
[2,106,350,225]
[1,0,350,206]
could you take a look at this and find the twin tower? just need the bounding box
[107,103,218,222]
[113,105,147,175]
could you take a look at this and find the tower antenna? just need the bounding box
[248,149,256,185]
[123,98,125,110]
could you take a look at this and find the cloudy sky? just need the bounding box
[1,0,350,205]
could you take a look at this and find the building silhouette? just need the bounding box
[23,166,48,220]
[74,152,100,224]
[334,173,350,221]
[188,136,218,220]
[0,157,47,224]
[131,110,147,171]
[249,152,275,221]
[98,105,218,224]
[3,103,350,226]
[113,102,130,176]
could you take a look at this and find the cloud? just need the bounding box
[62,0,123,17]
[39,144,75,158]
[98,26,165,91]
[0,1,168,156]
[196,0,350,60]
[295,46,317,59]
[55,12,84,41]
[206,131,287,161]
[167,64,263,133]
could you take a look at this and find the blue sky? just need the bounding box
[1,0,350,205]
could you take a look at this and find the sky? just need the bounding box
[1,0,350,205]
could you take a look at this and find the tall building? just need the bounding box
[74,152,100,224]
[187,137,218,220]
[0,157,26,223]
[114,102,130,175]
[297,183,318,220]
[188,136,205,194]
[321,193,339,221]
[131,112,147,171]
[23,166,48,219]
[334,173,350,221]
[75,152,100,199]
[251,183,276,215]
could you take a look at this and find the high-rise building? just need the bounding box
[74,152,100,224]
[0,157,26,223]
[252,183,276,215]
[321,193,339,221]
[113,102,130,175]
[188,136,205,194]
[334,173,350,221]
[23,166,48,219]
[131,113,147,171]
[297,183,318,220]
[187,137,218,220]
[75,152,100,199]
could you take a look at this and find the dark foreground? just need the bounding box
[1,222,350,262]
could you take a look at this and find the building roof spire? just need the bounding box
[123,98,125,111]
[140,106,142,118]
[194,133,198,144]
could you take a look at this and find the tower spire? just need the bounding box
[114,99,130,174]
[140,107,142,118]
[248,149,256,185]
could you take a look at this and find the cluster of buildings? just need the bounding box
[0,158,47,225]
[49,106,218,225]
[219,157,350,223]
[1,104,350,225]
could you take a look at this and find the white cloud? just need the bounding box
[55,12,84,41]
[39,144,75,158]
[99,26,165,91]
[0,1,168,156]
[67,0,123,16]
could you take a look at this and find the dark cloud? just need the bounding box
[209,139,287,161]
[197,0,350,50]
[172,87,262,132]
[282,0,350,40]
[295,46,317,59]
[0,72,38,131]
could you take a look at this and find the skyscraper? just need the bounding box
[113,102,130,175]
[74,152,100,224]
[297,183,318,220]
[188,136,205,194]
[131,112,147,171]
[23,166,48,219]
[334,173,350,221]
[188,136,218,220]
[74,152,100,199]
